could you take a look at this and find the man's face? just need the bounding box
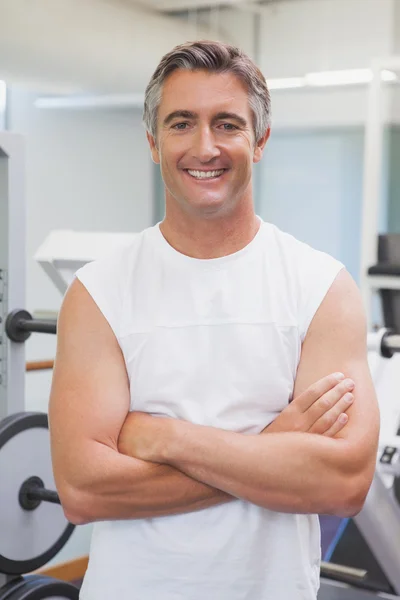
[148,69,269,218]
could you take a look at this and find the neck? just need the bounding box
[159,202,260,260]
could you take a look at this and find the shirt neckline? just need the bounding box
[151,216,265,269]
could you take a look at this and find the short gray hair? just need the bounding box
[143,40,271,143]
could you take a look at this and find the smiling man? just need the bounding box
[49,41,379,600]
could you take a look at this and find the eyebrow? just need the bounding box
[163,110,197,126]
[162,110,248,128]
[213,112,248,128]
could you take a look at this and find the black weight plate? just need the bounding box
[0,577,25,600]
[0,576,79,599]
[0,413,75,575]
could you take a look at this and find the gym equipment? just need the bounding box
[0,412,74,575]
[360,55,400,331]
[0,132,79,599]
[317,327,400,597]
[5,310,56,343]
[319,579,399,599]
[0,575,78,599]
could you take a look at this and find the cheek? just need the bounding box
[227,135,254,160]
[161,135,189,161]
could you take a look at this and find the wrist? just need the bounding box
[160,418,193,465]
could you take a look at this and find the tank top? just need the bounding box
[75,218,344,600]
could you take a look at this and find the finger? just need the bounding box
[310,392,354,434]
[294,373,346,412]
[322,413,349,437]
[306,380,354,426]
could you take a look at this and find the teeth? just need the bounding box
[187,169,224,179]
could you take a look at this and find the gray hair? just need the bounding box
[143,40,271,143]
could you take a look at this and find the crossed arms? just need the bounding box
[49,269,380,525]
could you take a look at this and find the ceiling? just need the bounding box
[143,0,248,10]
[112,0,303,15]
[120,0,280,13]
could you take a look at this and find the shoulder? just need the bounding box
[71,226,155,338]
[260,221,347,340]
[310,268,366,341]
[263,221,340,267]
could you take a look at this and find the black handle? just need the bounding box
[19,477,61,510]
[20,318,57,335]
[6,309,57,342]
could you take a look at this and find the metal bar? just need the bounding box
[19,318,57,335]
[27,487,60,505]
[368,329,400,355]
[384,335,400,351]
[359,61,385,330]
[0,132,26,420]
[355,471,400,594]
[367,275,400,290]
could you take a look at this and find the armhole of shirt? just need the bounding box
[299,251,345,343]
[74,250,127,341]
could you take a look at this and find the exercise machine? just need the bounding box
[319,54,400,600]
[0,132,79,599]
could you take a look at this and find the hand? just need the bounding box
[118,411,174,463]
[263,373,354,437]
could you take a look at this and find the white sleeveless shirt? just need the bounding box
[75,219,344,600]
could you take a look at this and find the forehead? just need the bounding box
[159,69,251,118]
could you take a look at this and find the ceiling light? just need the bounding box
[268,77,306,90]
[35,93,144,109]
[306,68,398,87]
[306,69,372,86]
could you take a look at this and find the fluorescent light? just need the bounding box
[306,69,372,86]
[35,93,145,109]
[268,77,305,90]
[306,68,398,87]
[267,69,397,92]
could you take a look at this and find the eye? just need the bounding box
[220,123,238,131]
[172,122,189,130]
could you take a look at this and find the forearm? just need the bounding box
[59,440,232,524]
[162,422,363,516]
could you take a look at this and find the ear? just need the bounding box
[147,132,160,164]
[253,127,271,164]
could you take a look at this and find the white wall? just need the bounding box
[259,0,396,128]
[7,87,153,567]
[260,0,393,77]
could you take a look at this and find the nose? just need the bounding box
[191,126,221,163]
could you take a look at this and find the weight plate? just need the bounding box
[0,575,79,599]
[0,413,75,575]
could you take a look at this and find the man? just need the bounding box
[49,41,380,600]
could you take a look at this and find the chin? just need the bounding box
[188,200,231,218]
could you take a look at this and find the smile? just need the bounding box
[186,169,225,180]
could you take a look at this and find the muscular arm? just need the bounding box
[49,279,231,526]
[126,270,380,517]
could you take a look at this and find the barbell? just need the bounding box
[0,413,74,576]
[6,309,400,359]
[0,575,79,599]
[5,310,57,343]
